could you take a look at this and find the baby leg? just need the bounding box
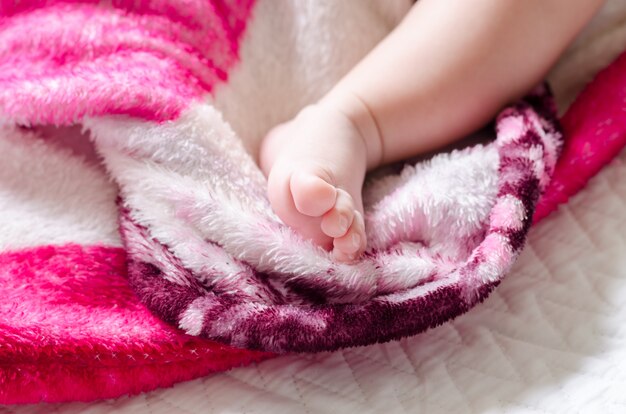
[259,0,604,261]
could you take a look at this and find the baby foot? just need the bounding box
[259,104,371,261]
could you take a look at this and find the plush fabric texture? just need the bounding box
[107,90,561,353]
[0,0,587,356]
[0,0,273,405]
[0,244,271,404]
[0,0,625,404]
[534,49,626,223]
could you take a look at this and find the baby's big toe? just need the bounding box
[290,171,337,217]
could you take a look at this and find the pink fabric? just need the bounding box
[0,0,269,404]
[0,0,253,123]
[0,244,271,404]
[118,88,562,353]
[534,51,626,222]
[0,0,624,402]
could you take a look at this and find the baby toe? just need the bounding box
[333,211,366,262]
[290,171,337,217]
[321,189,355,238]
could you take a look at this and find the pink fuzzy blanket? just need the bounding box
[1,0,625,404]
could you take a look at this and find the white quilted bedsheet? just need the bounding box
[4,2,626,413]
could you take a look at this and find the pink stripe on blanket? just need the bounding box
[534,50,626,222]
[0,0,254,123]
[0,244,270,404]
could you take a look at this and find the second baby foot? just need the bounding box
[259,104,370,261]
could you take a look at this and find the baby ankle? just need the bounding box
[319,91,384,170]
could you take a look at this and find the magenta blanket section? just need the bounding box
[0,245,271,404]
[534,50,626,222]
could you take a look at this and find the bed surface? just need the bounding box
[4,1,626,413]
